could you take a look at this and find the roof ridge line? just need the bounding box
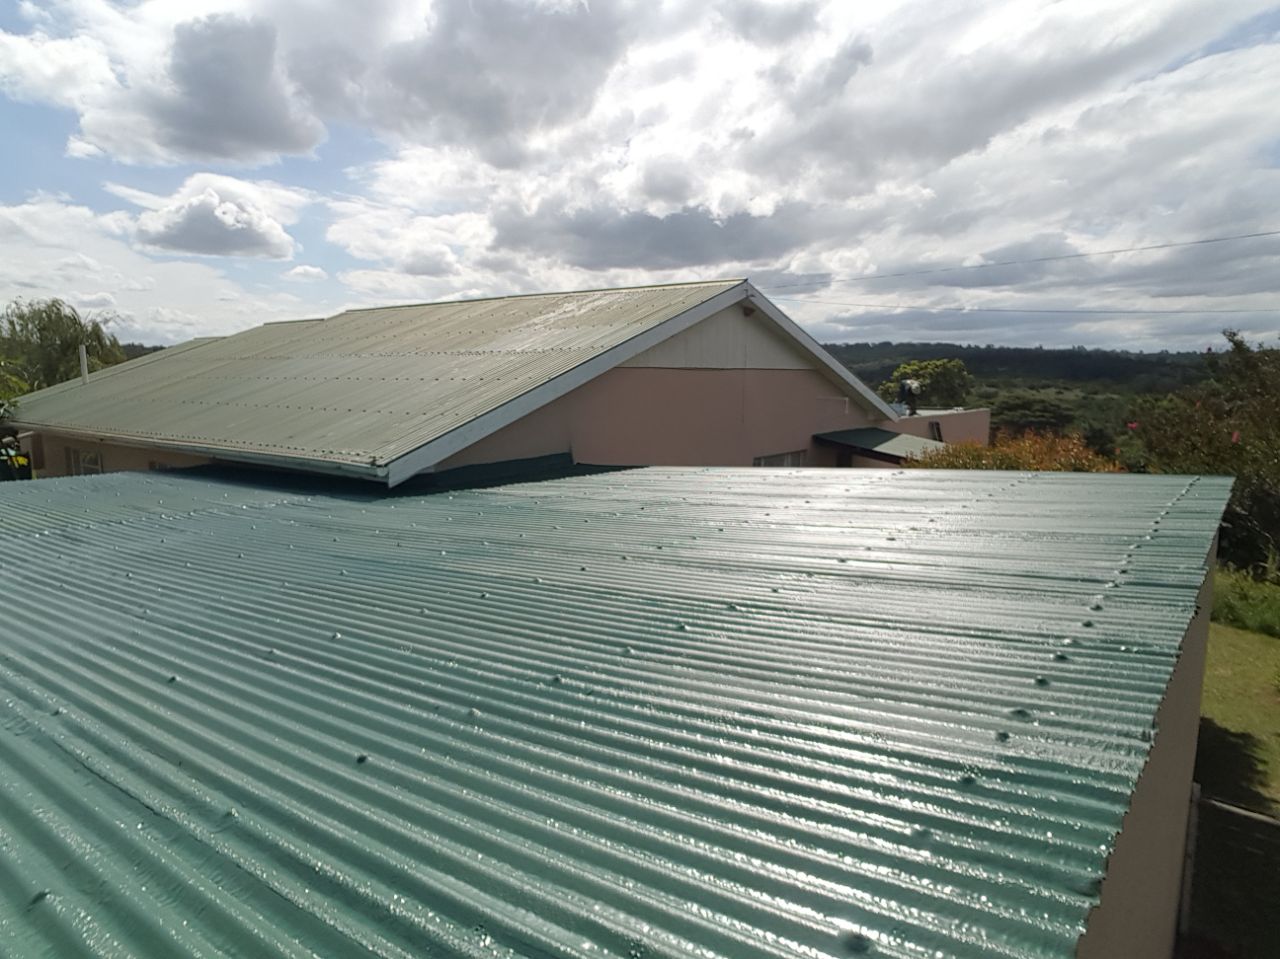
[332,278,747,317]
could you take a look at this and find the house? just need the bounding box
[0,464,1230,958]
[10,280,988,485]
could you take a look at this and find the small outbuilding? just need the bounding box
[0,465,1229,958]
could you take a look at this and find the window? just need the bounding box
[753,449,808,467]
[65,447,104,476]
[928,421,944,442]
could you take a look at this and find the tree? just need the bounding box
[906,430,1123,472]
[1131,331,1280,574]
[877,358,973,407]
[0,298,126,391]
[989,389,1075,434]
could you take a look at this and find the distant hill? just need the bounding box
[824,341,1208,393]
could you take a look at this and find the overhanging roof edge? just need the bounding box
[381,281,751,486]
[743,282,899,421]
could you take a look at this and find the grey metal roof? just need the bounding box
[0,467,1230,958]
[11,281,894,484]
[816,427,946,460]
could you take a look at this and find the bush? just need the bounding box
[1213,568,1280,638]
[1133,331,1279,573]
[906,430,1124,472]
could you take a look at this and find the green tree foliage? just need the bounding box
[828,340,1207,392]
[0,298,126,391]
[877,358,974,407]
[906,430,1123,472]
[1131,331,1280,574]
[0,358,27,421]
[989,389,1074,434]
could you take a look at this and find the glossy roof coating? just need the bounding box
[816,427,946,460]
[0,467,1230,958]
[11,281,894,484]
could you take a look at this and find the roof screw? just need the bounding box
[844,932,873,954]
[355,753,369,764]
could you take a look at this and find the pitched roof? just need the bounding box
[11,280,894,484]
[0,466,1230,958]
[815,426,946,460]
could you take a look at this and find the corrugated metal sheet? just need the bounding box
[815,427,946,460]
[11,281,742,474]
[0,467,1230,958]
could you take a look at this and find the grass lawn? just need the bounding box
[1195,623,1280,813]
[1182,624,1280,957]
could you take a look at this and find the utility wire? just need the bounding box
[770,296,1279,315]
[759,228,1280,290]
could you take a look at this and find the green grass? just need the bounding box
[1195,623,1280,813]
[1183,624,1280,958]
[1212,568,1280,639]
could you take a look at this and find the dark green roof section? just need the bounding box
[0,467,1231,958]
[815,426,946,460]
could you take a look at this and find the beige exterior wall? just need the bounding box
[440,304,901,472]
[30,432,211,478]
[892,408,991,444]
[1076,553,1214,958]
[620,305,812,370]
[438,366,884,470]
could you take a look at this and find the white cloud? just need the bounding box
[135,188,296,258]
[107,174,315,259]
[0,196,331,343]
[283,264,328,281]
[1,0,1279,347]
[71,290,116,309]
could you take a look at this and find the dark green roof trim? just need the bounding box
[0,467,1231,958]
[815,426,946,461]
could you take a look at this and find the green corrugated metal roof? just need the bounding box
[816,427,946,460]
[11,281,744,478]
[0,467,1231,958]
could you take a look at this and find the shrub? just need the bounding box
[1213,568,1280,639]
[906,430,1124,472]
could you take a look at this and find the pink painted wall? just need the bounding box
[31,432,211,478]
[438,367,884,470]
[892,408,991,445]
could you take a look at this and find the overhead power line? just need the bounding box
[759,228,1280,290]
[770,296,1279,316]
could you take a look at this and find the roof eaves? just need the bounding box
[9,422,387,481]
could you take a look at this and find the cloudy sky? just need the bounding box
[1,0,1278,348]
